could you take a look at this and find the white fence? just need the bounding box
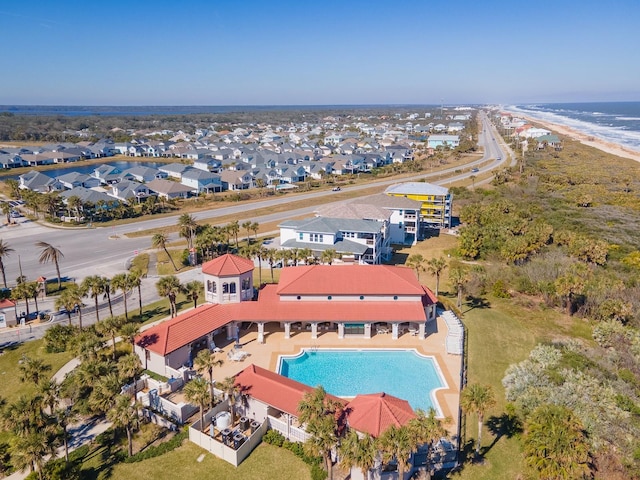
[267,415,311,443]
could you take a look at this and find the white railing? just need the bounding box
[441,311,464,355]
[267,415,311,443]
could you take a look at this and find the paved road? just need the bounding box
[1,117,510,287]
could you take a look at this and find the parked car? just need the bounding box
[332,186,341,191]
[471,168,479,173]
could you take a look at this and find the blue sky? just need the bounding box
[1,0,639,105]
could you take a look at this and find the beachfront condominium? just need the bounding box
[384,181,453,230]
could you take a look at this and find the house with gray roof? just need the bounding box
[18,170,64,193]
[122,165,167,183]
[0,153,26,169]
[220,170,253,191]
[56,172,102,190]
[109,180,152,204]
[146,179,193,200]
[278,216,390,264]
[92,164,126,184]
[315,193,422,245]
[59,186,116,206]
[181,169,222,194]
[158,163,191,180]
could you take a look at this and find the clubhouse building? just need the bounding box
[135,253,438,379]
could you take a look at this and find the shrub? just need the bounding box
[262,429,285,447]
[491,279,511,298]
[44,324,79,353]
[124,428,187,463]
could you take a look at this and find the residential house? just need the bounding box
[316,193,422,245]
[278,216,390,264]
[158,163,192,180]
[220,170,253,191]
[146,179,193,200]
[18,170,64,193]
[427,134,460,149]
[181,169,222,194]
[109,180,152,204]
[92,164,126,184]
[122,165,167,183]
[55,172,102,190]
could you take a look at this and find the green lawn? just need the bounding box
[0,338,74,404]
[449,295,593,479]
[108,442,311,480]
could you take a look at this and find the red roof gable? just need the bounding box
[346,392,416,437]
[234,364,345,417]
[202,254,255,277]
[276,265,425,296]
[0,299,15,309]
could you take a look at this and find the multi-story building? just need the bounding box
[385,181,453,229]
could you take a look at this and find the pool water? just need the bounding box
[278,349,446,413]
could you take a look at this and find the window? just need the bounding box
[393,295,398,300]
[310,233,323,243]
[297,295,301,300]
[359,295,364,300]
[299,233,304,240]
[223,282,229,294]
[230,282,236,294]
[242,278,250,290]
[327,295,332,300]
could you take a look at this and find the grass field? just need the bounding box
[107,442,311,480]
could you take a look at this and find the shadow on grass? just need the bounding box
[485,412,523,453]
[463,296,491,313]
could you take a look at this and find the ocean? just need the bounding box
[506,101,640,153]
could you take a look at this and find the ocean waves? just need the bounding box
[507,102,640,153]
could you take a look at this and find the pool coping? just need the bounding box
[276,347,449,418]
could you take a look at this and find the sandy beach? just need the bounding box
[515,114,640,164]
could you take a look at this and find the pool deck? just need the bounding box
[209,315,463,435]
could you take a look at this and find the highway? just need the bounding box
[0,114,509,285]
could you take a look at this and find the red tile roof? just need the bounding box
[346,392,416,437]
[136,265,436,356]
[276,265,425,296]
[234,364,345,417]
[0,299,15,309]
[202,254,255,277]
[135,304,229,355]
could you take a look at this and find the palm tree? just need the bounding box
[82,275,107,322]
[38,378,60,415]
[218,376,240,422]
[298,386,341,479]
[156,275,182,317]
[107,394,140,457]
[96,316,124,360]
[111,273,131,320]
[460,383,496,456]
[18,355,52,385]
[242,220,252,244]
[321,248,338,265]
[409,408,447,478]
[128,270,144,317]
[250,221,260,242]
[104,277,114,317]
[178,213,198,250]
[448,265,469,309]
[0,239,14,288]
[11,282,31,318]
[184,376,210,432]
[339,430,377,480]
[378,424,414,479]
[11,430,55,480]
[426,257,448,298]
[194,349,224,408]
[265,248,278,282]
[36,241,64,290]
[184,280,203,309]
[119,321,140,354]
[152,232,178,271]
[118,353,142,399]
[55,283,84,329]
[227,220,240,251]
[406,254,425,280]
[54,405,78,462]
[255,246,268,286]
[523,404,592,479]
[91,372,122,413]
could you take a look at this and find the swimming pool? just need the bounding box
[278,349,447,414]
